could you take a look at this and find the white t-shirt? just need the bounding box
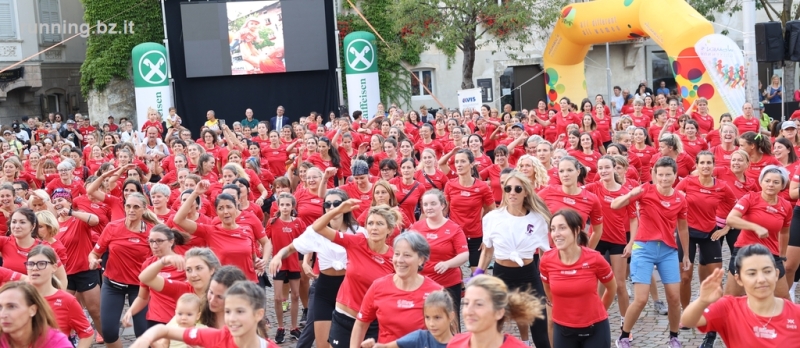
[293,225,366,271]
[482,208,550,266]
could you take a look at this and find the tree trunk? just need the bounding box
[461,35,476,89]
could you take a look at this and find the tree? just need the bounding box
[391,0,566,90]
[688,0,796,101]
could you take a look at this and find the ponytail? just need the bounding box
[741,131,772,156]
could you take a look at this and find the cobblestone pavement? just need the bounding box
[97,246,793,347]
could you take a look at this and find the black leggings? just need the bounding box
[492,257,550,348]
[444,283,463,332]
[553,319,610,348]
[100,278,148,343]
[328,310,378,348]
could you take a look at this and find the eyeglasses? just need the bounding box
[24,261,53,270]
[323,200,343,209]
[504,185,523,194]
[148,238,169,245]
[57,169,71,173]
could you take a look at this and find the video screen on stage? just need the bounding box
[180,0,329,78]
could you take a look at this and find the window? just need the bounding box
[411,70,434,97]
[39,0,61,43]
[0,0,16,39]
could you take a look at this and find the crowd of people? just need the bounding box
[0,90,798,348]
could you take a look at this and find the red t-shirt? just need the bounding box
[265,218,306,272]
[294,188,324,226]
[448,333,528,348]
[567,149,602,183]
[183,327,280,348]
[549,113,580,136]
[733,193,792,256]
[698,296,800,345]
[480,165,505,204]
[691,112,715,135]
[357,275,442,343]
[629,145,657,183]
[56,217,96,275]
[0,266,23,285]
[733,116,761,135]
[746,155,782,181]
[193,223,258,281]
[45,178,86,196]
[412,219,468,287]
[675,176,737,233]
[0,238,60,275]
[46,289,94,338]
[593,115,612,143]
[711,145,737,169]
[629,114,651,129]
[415,169,448,192]
[706,129,721,148]
[210,210,266,247]
[168,213,211,255]
[443,178,494,238]
[308,153,339,188]
[584,183,635,245]
[140,256,185,323]
[262,144,290,177]
[540,247,613,327]
[389,178,424,223]
[680,135,708,162]
[538,185,603,228]
[94,220,154,284]
[339,181,374,219]
[714,167,760,200]
[627,184,687,249]
[332,233,394,311]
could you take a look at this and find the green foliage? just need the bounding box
[253,28,276,50]
[80,0,164,97]
[686,0,744,22]
[339,0,424,106]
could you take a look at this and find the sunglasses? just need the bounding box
[323,200,343,209]
[504,185,523,194]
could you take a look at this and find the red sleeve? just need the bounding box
[450,227,468,255]
[538,256,550,284]
[679,193,688,219]
[481,183,494,207]
[590,197,603,225]
[67,296,94,338]
[0,267,22,284]
[93,225,112,255]
[733,195,751,214]
[332,230,359,248]
[356,281,379,323]
[183,328,224,346]
[697,296,731,333]
[594,252,614,283]
[784,201,793,227]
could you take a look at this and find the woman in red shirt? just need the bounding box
[480,145,511,205]
[309,200,400,348]
[355,180,409,245]
[390,158,424,222]
[683,244,800,347]
[448,275,543,348]
[405,110,423,139]
[130,281,279,348]
[629,127,656,183]
[122,224,188,328]
[444,150,495,272]
[414,124,443,158]
[27,245,95,346]
[652,133,695,181]
[411,189,468,323]
[539,156,604,247]
[774,138,800,206]
[689,97,715,136]
[542,208,615,348]
[725,165,791,300]
[352,232,442,345]
[740,131,781,181]
[172,181,262,281]
[416,149,449,193]
[711,123,739,169]
[568,133,602,182]
[592,103,613,148]
[706,113,733,148]
[578,114,604,154]
[88,192,158,345]
[627,98,651,130]
[679,119,708,161]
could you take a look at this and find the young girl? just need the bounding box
[160,293,206,348]
[129,281,278,347]
[360,291,456,348]
[266,193,306,343]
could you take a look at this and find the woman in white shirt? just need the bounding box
[268,188,365,348]
[474,170,552,348]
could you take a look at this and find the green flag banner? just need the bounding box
[132,42,173,128]
[343,31,380,120]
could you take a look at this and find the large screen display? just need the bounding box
[180,0,329,78]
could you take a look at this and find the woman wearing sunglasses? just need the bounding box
[474,171,552,348]
[269,189,365,348]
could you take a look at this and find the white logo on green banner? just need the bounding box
[346,39,375,72]
[138,50,168,85]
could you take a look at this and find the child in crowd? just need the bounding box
[267,193,306,343]
[360,290,456,348]
[159,293,206,348]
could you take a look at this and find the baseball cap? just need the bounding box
[759,102,765,109]
[511,122,524,130]
[782,121,797,130]
[66,119,76,124]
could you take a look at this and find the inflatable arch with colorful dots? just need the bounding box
[543,0,747,122]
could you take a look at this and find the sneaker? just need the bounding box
[654,300,668,315]
[282,300,289,312]
[700,332,716,348]
[274,328,286,343]
[290,327,302,340]
[790,282,797,303]
[299,308,308,327]
[668,337,682,348]
[615,337,631,348]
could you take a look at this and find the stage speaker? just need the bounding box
[756,22,785,62]
[785,21,800,61]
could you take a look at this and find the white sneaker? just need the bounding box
[791,282,797,303]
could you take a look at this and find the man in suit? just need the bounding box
[270,105,290,131]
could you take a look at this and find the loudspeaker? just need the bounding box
[785,21,800,61]
[756,22,785,62]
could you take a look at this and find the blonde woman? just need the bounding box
[515,155,550,190]
[34,210,69,289]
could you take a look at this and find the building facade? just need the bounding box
[0,0,88,125]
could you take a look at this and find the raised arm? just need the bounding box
[310,199,360,242]
[173,181,211,234]
[610,185,642,209]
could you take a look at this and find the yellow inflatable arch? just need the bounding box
[543,0,746,118]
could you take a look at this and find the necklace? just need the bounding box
[747,297,779,329]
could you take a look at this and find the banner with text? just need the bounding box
[458,88,482,112]
[344,31,380,120]
[132,42,173,130]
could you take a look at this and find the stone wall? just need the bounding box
[86,77,136,128]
